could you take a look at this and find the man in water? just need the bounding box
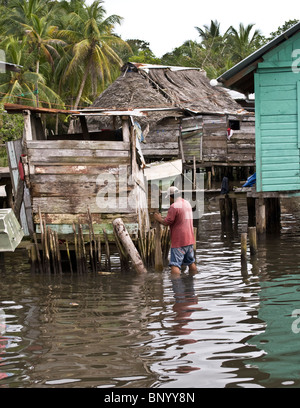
[154,186,197,275]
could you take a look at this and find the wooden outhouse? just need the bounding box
[4,103,150,242]
[218,22,300,193]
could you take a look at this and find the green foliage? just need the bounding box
[0,0,127,110]
[0,103,24,166]
[0,104,23,142]
[0,1,298,113]
[268,19,299,40]
[162,20,269,78]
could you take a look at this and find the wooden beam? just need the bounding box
[79,116,90,140]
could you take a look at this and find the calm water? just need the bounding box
[1,196,300,388]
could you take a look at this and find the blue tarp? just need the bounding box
[243,173,256,187]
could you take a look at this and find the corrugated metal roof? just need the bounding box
[4,103,149,117]
[131,62,205,73]
[4,103,79,115]
[0,61,22,72]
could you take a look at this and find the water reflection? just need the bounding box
[170,273,201,373]
[247,274,300,388]
[1,197,300,387]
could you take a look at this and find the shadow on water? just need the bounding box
[1,196,300,387]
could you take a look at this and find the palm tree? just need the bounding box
[2,0,53,34]
[195,20,222,43]
[21,15,66,105]
[57,0,127,110]
[0,35,63,108]
[227,23,262,62]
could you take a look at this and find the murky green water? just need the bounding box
[1,196,300,388]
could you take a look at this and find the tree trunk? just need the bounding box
[68,55,92,134]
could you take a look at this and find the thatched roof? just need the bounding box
[87,62,244,130]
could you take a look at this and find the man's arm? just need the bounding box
[154,212,169,226]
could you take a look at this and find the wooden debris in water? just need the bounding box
[30,211,171,274]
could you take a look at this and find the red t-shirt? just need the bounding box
[164,198,195,248]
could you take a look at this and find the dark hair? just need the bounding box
[170,191,181,199]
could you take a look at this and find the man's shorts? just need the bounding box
[169,245,195,269]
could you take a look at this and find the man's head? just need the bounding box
[165,186,180,202]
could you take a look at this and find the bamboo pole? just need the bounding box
[43,220,50,274]
[72,222,80,274]
[97,235,102,271]
[103,228,111,270]
[78,223,86,273]
[65,239,73,274]
[88,224,95,273]
[48,228,56,274]
[87,208,97,272]
[33,232,43,273]
[38,206,44,246]
[55,231,62,274]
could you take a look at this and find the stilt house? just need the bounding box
[218,21,300,193]
[5,103,150,240]
[86,63,255,173]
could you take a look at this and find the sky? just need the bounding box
[87,0,300,57]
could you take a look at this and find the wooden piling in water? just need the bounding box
[113,218,147,274]
[248,227,257,255]
[30,208,169,274]
[241,232,247,260]
[256,196,266,235]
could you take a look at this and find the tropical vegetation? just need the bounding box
[0,0,297,144]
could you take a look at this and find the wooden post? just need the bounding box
[219,198,225,223]
[121,116,130,143]
[113,218,147,274]
[247,197,256,227]
[241,232,247,260]
[266,197,281,233]
[224,195,232,219]
[207,170,211,190]
[232,197,238,223]
[248,227,257,256]
[256,196,266,235]
[154,220,163,272]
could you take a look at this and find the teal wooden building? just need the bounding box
[218,22,300,194]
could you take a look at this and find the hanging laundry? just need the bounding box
[243,173,256,187]
[134,121,144,142]
[227,128,233,140]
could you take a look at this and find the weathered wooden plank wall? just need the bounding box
[141,117,179,159]
[25,138,142,238]
[180,114,255,165]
